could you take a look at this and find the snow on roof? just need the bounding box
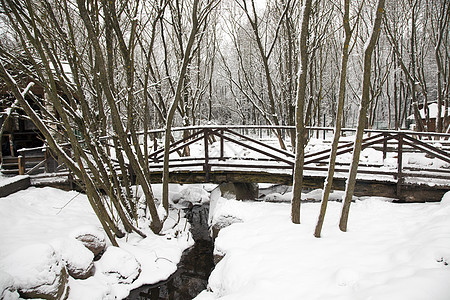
[0,175,30,188]
[407,103,450,120]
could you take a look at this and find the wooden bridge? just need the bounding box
[142,126,450,202]
[3,125,450,202]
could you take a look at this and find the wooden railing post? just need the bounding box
[382,133,388,162]
[152,132,158,163]
[153,132,158,152]
[68,171,74,190]
[204,128,210,181]
[8,134,14,156]
[46,148,57,173]
[128,163,136,185]
[220,129,224,160]
[44,148,49,173]
[323,114,326,140]
[397,133,403,197]
[18,155,25,175]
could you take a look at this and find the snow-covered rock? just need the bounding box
[0,271,19,300]
[215,182,259,200]
[361,147,382,163]
[51,238,94,279]
[0,244,68,300]
[173,186,210,204]
[262,192,291,202]
[71,226,106,258]
[441,191,450,207]
[97,246,141,284]
[211,215,244,240]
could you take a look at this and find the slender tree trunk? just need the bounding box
[435,1,449,133]
[77,0,163,233]
[393,51,399,129]
[315,0,352,238]
[339,0,386,232]
[291,0,312,224]
[409,0,425,132]
[162,0,201,213]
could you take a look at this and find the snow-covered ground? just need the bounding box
[2,180,449,300]
[196,191,450,300]
[1,133,449,299]
[0,182,200,299]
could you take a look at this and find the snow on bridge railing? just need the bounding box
[6,125,449,194]
[95,125,450,147]
[138,127,450,191]
[129,125,450,138]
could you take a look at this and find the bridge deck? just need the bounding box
[148,169,448,202]
[144,127,450,202]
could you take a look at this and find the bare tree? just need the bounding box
[291,0,312,224]
[0,0,171,241]
[432,0,450,132]
[162,0,220,213]
[315,0,362,238]
[339,0,386,232]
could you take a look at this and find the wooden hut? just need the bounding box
[1,61,75,175]
[407,102,450,132]
[1,79,46,174]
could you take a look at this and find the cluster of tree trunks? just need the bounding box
[0,0,448,241]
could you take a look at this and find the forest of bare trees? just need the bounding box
[0,0,449,240]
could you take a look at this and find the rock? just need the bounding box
[258,184,291,198]
[97,246,141,284]
[0,175,30,198]
[441,191,450,207]
[0,271,20,300]
[211,215,244,240]
[0,244,68,300]
[176,187,210,204]
[217,182,259,200]
[52,238,95,280]
[71,226,107,259]
[263,192,292,202]
[218,183,237,199]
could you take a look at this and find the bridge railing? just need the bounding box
[6,125,449,193]
[147,127,297,181]
[145,125,450,189]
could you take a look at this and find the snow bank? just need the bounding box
[0,270,19,300]
[441,191,450,207]
[201,194,450,299]
[0,187,100,258]
[0,186,195,300]
[51,238,94,279]
[97,246,141,284]
[0,244,68,300]
[71,225,107,257]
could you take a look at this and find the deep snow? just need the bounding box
[2,183,449,299]
[196,191,450,299]
[1,135,449,299]
[0,183,196,299]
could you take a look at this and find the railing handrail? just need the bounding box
[7,123,448,195]
[113,125,450,139]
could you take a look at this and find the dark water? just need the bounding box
[126,203,214,300]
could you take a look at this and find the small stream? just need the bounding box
[126,203,214,300]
